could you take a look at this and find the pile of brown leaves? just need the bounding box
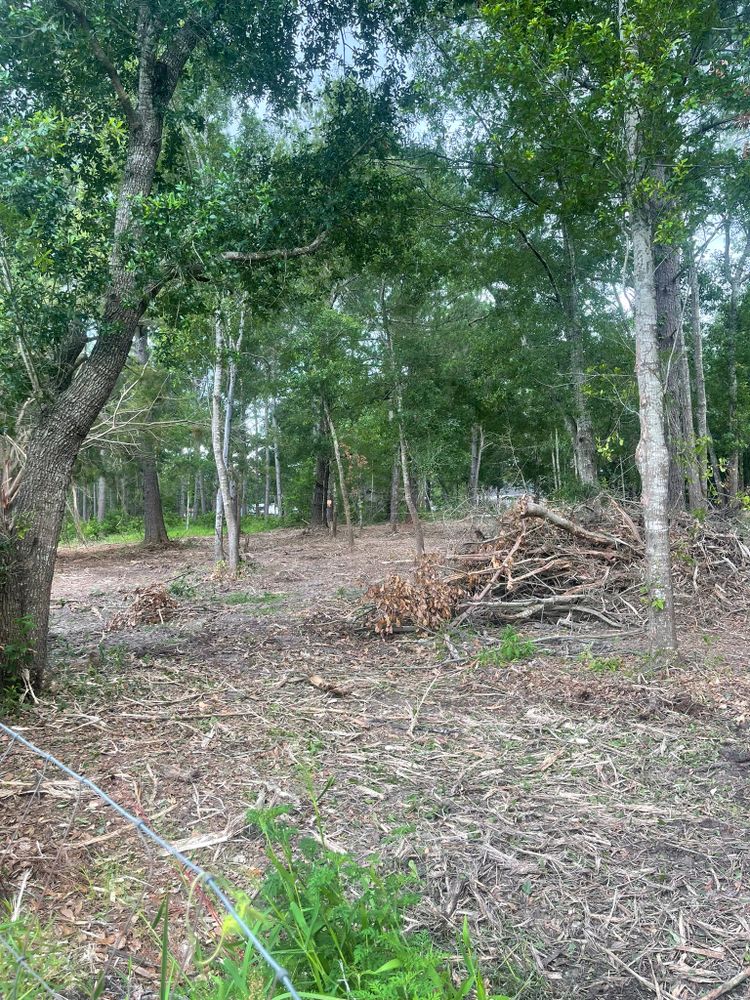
[366,554,464,634]
[365,497,750,634]
[108,584,178,631]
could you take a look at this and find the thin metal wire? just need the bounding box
[0,721,302,1000]
[0,931,71,999]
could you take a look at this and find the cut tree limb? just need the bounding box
[522,501,641,553]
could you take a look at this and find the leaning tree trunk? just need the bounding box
[631,205,678,654]
[324,401,355,551]
[0,96,169,690]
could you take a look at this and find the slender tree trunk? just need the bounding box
[389,451,400,532]
[96,475,106,523]
[324,401,354,551]
[211,310,240,573]
[133,330,170,548]
[686,245,721,501]
[469,425,479,502]
[399,426,424,558]
[724,223,741,498]
[469,424,485,501]
[311,453,327,526]
[561,220,598,485]
[272,411,283,517]
[631,205,677,653]
[69,485,86,544]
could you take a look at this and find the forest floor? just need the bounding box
[2,521,750,1000]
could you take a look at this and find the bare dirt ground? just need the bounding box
[2,521,750,999]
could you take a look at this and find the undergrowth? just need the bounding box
[0,807,534,999]
[476,627,535,665]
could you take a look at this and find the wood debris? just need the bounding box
[108,584,178,630]
[365,496,750,633]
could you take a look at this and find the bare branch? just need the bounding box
[222,231,328,265]
[55,0,136,124]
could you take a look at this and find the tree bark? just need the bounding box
[311,454,327,526]
[561,220,598,486]
[134,330,170,546]
[272,411,283,518]
[724,222,741,498]
[389,451,400,532]
[142,451,169,546]
[630,204,677,653]
[469,424,486,501]
[211,310,241,573]
[686,244,721,501]
[654,242,702,510]
[399,426,425,558]
[324,401,355,551]
[96,475,106,523]
[0,112,166,689]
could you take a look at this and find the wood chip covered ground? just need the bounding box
[2,512,750,1000]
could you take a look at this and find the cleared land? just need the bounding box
[2,521,750,1000]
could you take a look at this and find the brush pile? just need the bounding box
[366,496,750,635]
[108,583,178,631]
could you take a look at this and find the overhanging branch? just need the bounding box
[56,0,136,124]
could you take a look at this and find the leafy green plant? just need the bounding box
[578,649,624,673]
[476,628,535,666]
[230,805,514,999]
[169,577,198,598]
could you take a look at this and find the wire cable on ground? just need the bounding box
[0,721,302,1000]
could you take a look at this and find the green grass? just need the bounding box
[221,591,285,608]
[60,513,292,546]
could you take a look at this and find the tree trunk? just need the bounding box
[389,451,400,532]
[631,204,677,653]
[211,310,240,573]
[686,244,721,501]
[724,224,741,498]
[399,426,424,558]
[561,220,598,486]
[272,411,283,517]
[142,451,169,546]
[469,425,479,502]
[311,453,327,526]
[96,475,106,523]
[469,424,486,501]
[324,401,354,551]
[134,330,170,547]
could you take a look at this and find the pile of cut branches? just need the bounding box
[108,584,178,631]
[366,496,750,634]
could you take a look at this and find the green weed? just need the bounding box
[476,628,535,666]
[578,649,624,673]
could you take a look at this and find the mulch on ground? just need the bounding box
[1,520,750,1000]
